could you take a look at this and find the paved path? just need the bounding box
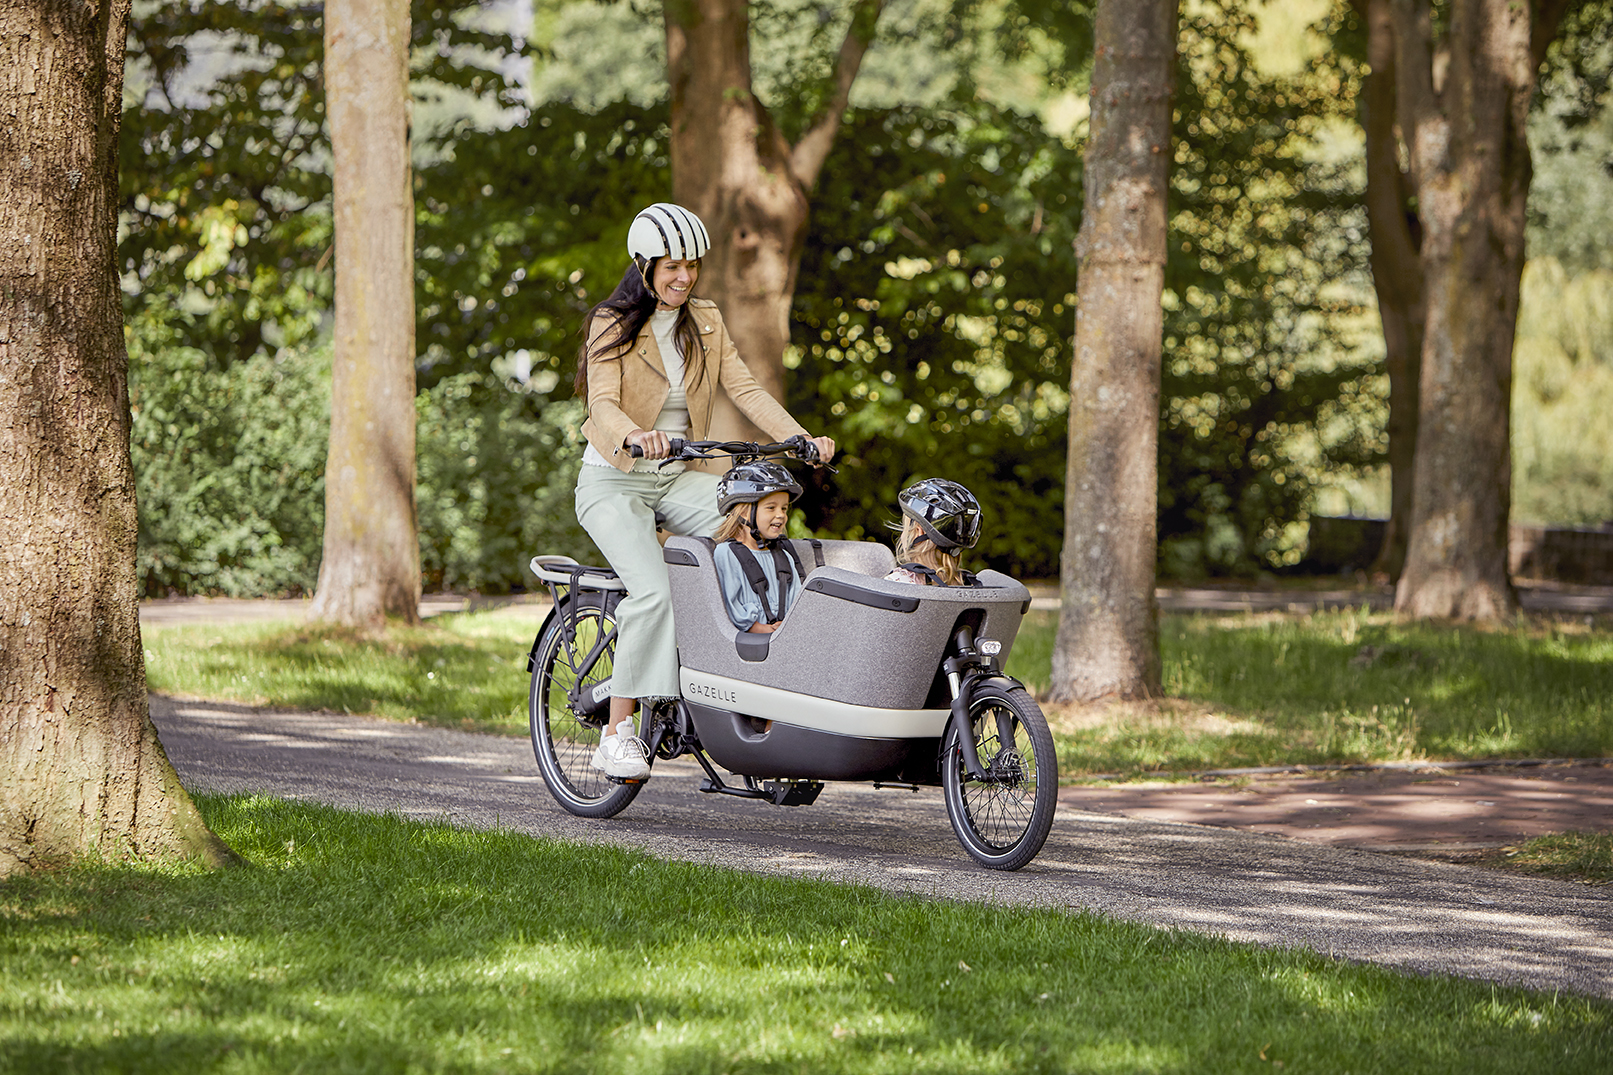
[153,694,1613,1000]
[1060,763,1613,851]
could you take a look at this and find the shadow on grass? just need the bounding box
[2,795,1608,1074]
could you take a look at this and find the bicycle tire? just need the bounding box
[941,683,1057,870]
[529,610,642,819]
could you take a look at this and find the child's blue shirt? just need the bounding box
[713,542,804,631]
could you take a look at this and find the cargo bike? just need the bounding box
[525,439,1057,870]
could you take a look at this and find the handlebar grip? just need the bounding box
[626,437,687,460]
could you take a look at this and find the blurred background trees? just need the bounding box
[120,0,1613,598]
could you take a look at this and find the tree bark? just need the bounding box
[0,0,234,875]
[1355,0,1425,582]
[664,0,883,441]
[1388,0,1570,619]
[311,0,420,627]
[1048,0,1176,703]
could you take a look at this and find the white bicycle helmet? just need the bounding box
[627,203,711,262]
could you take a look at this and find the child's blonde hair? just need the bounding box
[712,509,749,544]
[894,517,964,586]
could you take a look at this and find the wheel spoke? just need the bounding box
[956,703,1039,848]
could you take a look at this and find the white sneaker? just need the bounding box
[595,732,651,780]
[590,719,636,773]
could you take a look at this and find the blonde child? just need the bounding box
[712,460,809,633]
[884,479,983,586]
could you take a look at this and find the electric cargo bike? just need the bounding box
[525,439,1057,870]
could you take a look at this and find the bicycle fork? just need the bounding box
[942,626,1021,782]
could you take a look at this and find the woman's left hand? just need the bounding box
[808,436,836,464]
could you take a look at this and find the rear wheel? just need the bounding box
[941,683,1057,870]
[529,610,642,819]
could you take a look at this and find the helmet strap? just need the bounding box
[747,502,772,549]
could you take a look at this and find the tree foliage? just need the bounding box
[120,0,1393,592]
[1157,0,1378,577]
[120,0,523,370]
[788,96,1081,577]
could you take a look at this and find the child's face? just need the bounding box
[753,492,791,541]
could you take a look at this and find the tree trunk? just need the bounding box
[1389,0,1568,619]
[0,0,234,875]
[664,0,882,441]
[311,0,420,627]
[1048,0,1176,703]
[1356,0,1424,583]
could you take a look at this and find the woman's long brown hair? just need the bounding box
[575,259,706,401]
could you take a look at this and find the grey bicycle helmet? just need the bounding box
[717,460,802,514]
[897,478,981,550]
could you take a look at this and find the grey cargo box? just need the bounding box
[663,536,1030,710]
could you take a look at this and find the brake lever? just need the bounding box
[783,434,838,474]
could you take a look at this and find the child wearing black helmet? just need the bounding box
[885,478,983,587]
[712,460,809,633]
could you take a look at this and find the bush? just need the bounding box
[1512,258,1613,527]
[130,341,330,597]
[416,378,601,592]
[131,341,600,597]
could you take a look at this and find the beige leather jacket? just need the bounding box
[580,298,807,472]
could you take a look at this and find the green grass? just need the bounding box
[1478,832,1613,885]
[1005,609,1613,776]
[144,604,1613,778]
[2,796,1607,1074]
[141,608,545,737]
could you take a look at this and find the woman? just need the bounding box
[573,203,834,779]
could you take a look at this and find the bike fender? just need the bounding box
[526,605,559,673]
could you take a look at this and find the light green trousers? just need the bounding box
[574,463,723,699]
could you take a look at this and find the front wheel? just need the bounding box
[529,610,642,819]
[941,683,1057,870]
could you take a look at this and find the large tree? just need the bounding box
[1388,0,1576,618]
[664,0,885,437]
[1353,0,1425,582]
[0,0,232,874]
[1048,0,1177,702]
[309,0,421,626]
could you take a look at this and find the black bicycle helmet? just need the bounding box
[717,460,802,515]
[897,478,981,550]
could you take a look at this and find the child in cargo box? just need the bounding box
[884,478,983,587]
[711,460,809,634]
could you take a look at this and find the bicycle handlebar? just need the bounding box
[626,436,826,468]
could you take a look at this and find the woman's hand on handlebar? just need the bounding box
[624,429,672,460]
[807,435,836,464]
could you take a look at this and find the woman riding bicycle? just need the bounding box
[573,203,834,779]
